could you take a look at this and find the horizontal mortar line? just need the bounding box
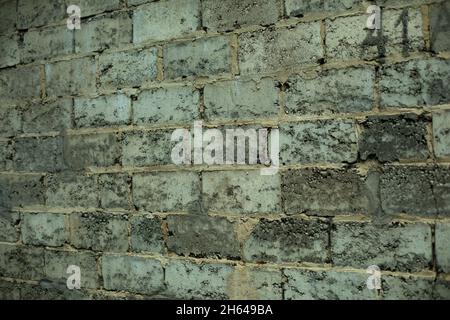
[3,161,450,177]
[6,106,449,140]
[9,206,450,224]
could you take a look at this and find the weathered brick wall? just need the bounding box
[0,0,450,299]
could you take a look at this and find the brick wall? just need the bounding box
[0,0,450,299]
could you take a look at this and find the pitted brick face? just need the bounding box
[0,0,449,300]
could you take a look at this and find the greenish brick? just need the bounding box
[69,212,129,252]
[382,275,434,299]
[74,0,122,17]
[359,114,429,162]
[0,34,19,68]
[0,0,17,35]
[204,78,279,121]
[98,48,157,91]
[280,120,358,165]
[0,66,41,103]
[63,133,121,170]
[285,67,375,115]
[22,99,72,134]
[22,26,73,63]
[238,22,323,75]
[164,36,232,80]
[332,221,432,272]
[436,222,450,273]
[122,131,173,167]
[285,0,363,17]
[128,0,156,5]
[0,244,44,280]
[17,0,121,29]
[19,281,92,300]
[282,168,375,216]
[45,57,96,97]
[133,0,200,43]
[284,268,375,300]
[99,173,132,210]
[434,279,450,299]
[17,0,66,29]
[0,141,13,171]
[22,212,68,246]
[202,0,279,32]
[166,215,240,259]
[46,173,99,208]
[229,267,283,300]
[14,136,65,172]
[0,105,21,137]
[133,86,199,126]
[0,174,45,208]
[243,217,329,263]
[326,9,423,60]
[130,214,165,253]
[430,1,450,53]
[44,249,99,289]
[0,210,20,242]
[433,110,450,159]
[133,171,201,212]
[283,269,377,300]
[165,259,233,299]
[202,170,281,214]
[102,254,164,295]
[74,94,131,128]
[75,12,132,54]
[0,280,21,300]
[380,59,450,108]
[380,166,450,216]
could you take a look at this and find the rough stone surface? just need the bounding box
[0,210,20,242]
[433,110,450,159]
[133,86,199,125]
[130,214,165,253]
[133,171,201,213]
[22,212,68,246]
[239,22,323,75]
[326,9,423,60]
[164,36,232,79]
[280,120,358,164]
[430,1,450,53]
[14,136,65,172]
[69,212,129,252]
[22,26,73,63]
[243,217,329,263]
[45,57,97,97]
[63,133,121,169]
[202,0,279,32]
[74,94,131,128]
[380,166,450,216]
[0,66,41,103]
[165,259,233,299]
[99,173,132,210]
[359,114,429,162]
[202,171,281,214]
[133,0,199,43]
[380,59,450,108]
[166,215,240,259]
[0,34,19,68]
[102,254,164,295]
[121,131,174,166]
[98,48,158,91]
[46,173,99,208]
[22,99,73,134]
[0,244,44,280]
[332,221,432,272]
[282,168,376,216]
[0,141,13,171]
[204,78,279,121]
[436,222,450,273]
[285,67,375,115]
[75,12,132,53]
